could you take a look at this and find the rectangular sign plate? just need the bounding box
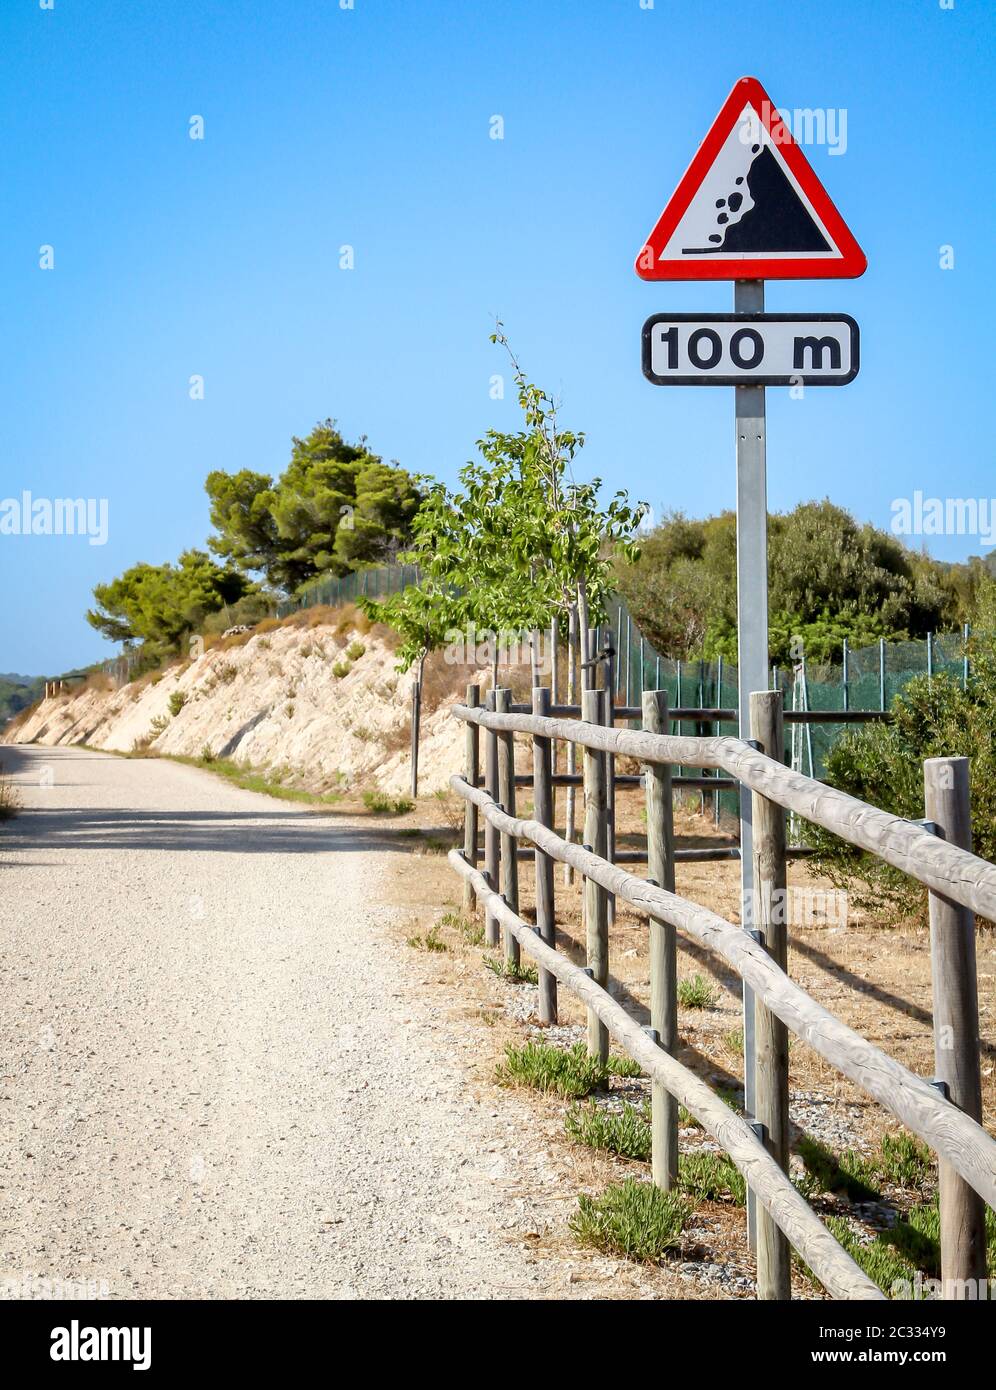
[642,312,859,386]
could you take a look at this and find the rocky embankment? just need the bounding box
[3,614,468,797]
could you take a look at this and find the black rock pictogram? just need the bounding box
[685,145,830,255]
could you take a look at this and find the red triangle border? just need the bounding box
[635,76,867,281]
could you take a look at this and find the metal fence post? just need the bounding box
[625,616,632,707]
[495,687,519,968]
[483,688,501,948]
[842,637,849,713]
[923,756,986,1299]
[550,618,559,703]
[749,690,791,1300]
[879,637,886,711]
[643,690,678,1190]
[462,684,480,913]
[582,687,609,1062]
[532,687,557,1023]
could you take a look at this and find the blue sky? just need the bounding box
[1,0,993,675]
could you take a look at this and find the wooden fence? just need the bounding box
[447,683,996,1302]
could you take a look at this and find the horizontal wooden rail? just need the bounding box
[450,848,883,1301]
[453,704,996,926]
[451,774,996,1211]
[511,772,738,791]
[507,702,890,725]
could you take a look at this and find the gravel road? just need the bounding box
[0,746,573,1300]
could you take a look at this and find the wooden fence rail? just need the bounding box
[448,685,996,1302]
[454,704,996,924]
[450,851,883,1302]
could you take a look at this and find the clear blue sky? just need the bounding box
[2,0,993,675]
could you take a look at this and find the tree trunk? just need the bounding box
[577,577,592,690]
[410,655,424,799]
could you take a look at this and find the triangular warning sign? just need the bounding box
[635,77,866,281]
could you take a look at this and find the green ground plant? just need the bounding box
[483,954,539,985]
[496,1041,609,1098]
[362,790,414,815]
[570,1180,690,1263]
[565,1101,652,1162]
[677,974,718,1009]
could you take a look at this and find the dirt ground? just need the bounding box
[382,780,996,1299]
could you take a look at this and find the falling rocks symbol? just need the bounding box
[687,145,830,256]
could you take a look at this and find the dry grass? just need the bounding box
[0,762,21,820]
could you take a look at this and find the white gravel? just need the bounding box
[0,746,578,1300]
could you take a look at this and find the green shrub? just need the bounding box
[496,1041,610,1098]
[805,597,996,921]
[880,1204,940,1277]
[606,1053,643,1079]
[332,660,351,679]
[565,1101,652,1162]
[363,790,414,815]
[876,1132,933,1190]
[796,1135,880,1202]
[167,690,187,716]
[821,1216,921,1298]
[570,1180,690,1263]
[406,924,447,953]
[483,954,539,985]
[346,640,366,661]
[677,974,718,1009]
[495,1040,638,1097]
[438,911,484,946]
[200,744,215,763]
[678,1152,746,1206]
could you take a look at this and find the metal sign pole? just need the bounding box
[734,277,769,1250]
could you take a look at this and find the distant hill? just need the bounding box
[0,674,45,724]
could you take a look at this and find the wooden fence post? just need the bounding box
[749,689,791,1301]
[643,689,678,1190]
[923,756,987,1299]
[496,687,520,968]
[532,686,557,1023]
[564,607,578,886]
[582,687,609,1062]
[605,637,617,928]
[462,684,480,913]
[484,688,500,948]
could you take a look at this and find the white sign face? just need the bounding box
[641,313,859,386]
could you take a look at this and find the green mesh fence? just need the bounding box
[276,563,422,616]
[275,569,970,813]
[605,596,973,820]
